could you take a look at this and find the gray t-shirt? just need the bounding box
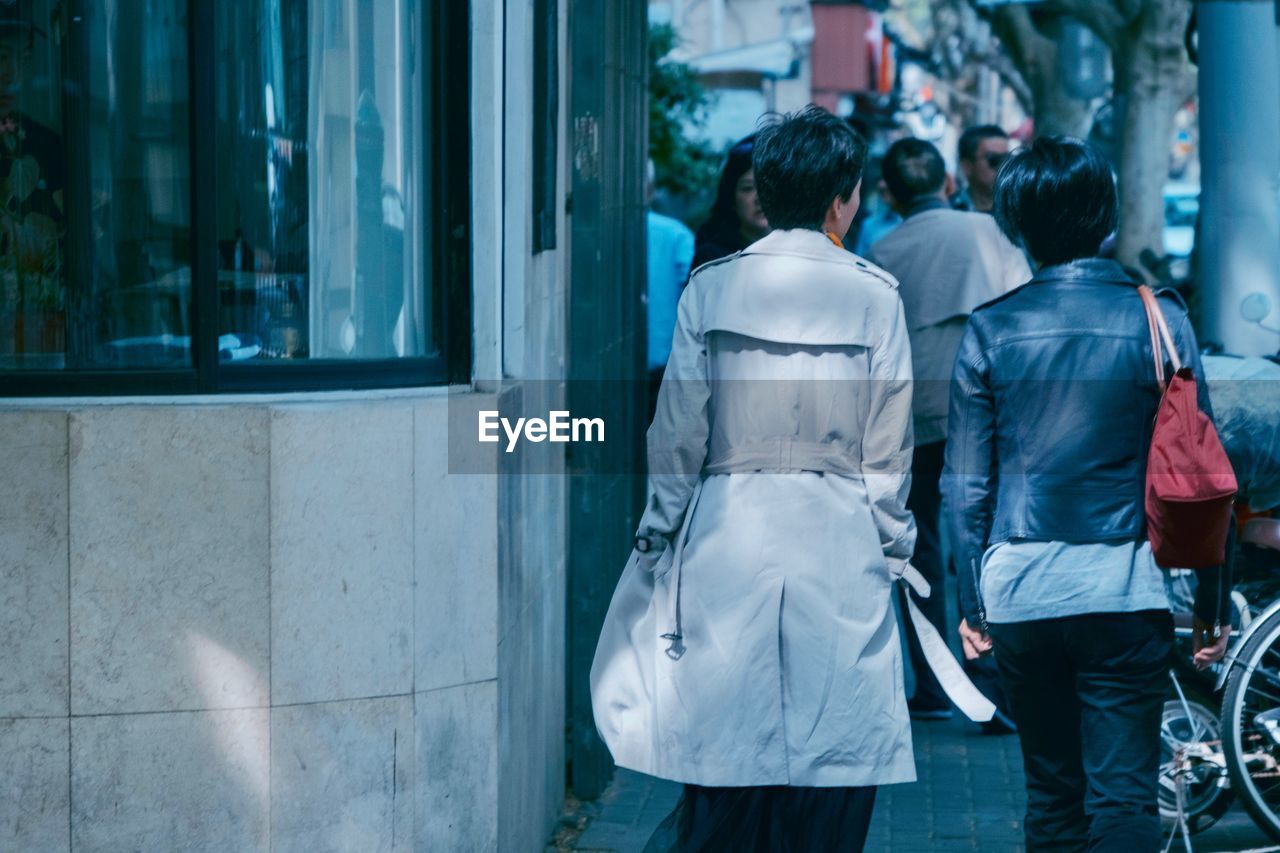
[980,539,1170,624]
[868,207,1031,444]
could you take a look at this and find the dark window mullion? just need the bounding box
[219,357,447,393]
[0,370,198,397]
[531,0,558,254]
[436,0,471,384]
[61,0,93,370]
[189,0,219,392]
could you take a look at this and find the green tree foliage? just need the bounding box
[648,24,719,205]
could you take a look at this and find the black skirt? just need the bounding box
[643,784,878,853]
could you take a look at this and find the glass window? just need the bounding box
[214,0,430,363]
[0,0,462,393]
[0,0,191,370]
[84,1,192,368]
[0,0,67,369]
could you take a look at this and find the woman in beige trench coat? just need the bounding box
[591,107,918,851]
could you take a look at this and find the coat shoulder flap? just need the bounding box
[695,252,897,348]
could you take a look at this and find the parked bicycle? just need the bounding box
[1158,511,1280,840]
[1158,352,1280,846]
[1219,512,1280,841]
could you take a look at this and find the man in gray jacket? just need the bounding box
[868,138,1030,727]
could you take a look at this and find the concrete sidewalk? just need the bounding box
[563,718,1277,852]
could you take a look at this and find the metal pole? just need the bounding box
[710,0,724,50]
[1197,0,1280,356]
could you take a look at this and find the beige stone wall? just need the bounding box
[0,395,499,851]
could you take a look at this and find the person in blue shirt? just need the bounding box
[852,177,901,257]
[646,161,695,419]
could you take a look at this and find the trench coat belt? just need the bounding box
[897,563,997,723]
[703,438,862,478]
[659,479,703,661]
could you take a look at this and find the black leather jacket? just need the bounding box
[943,258,1222,626]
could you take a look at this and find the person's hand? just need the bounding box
[1192,618,1230,670]
[959,618,993,661]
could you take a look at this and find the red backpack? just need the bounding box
[1139,286,1237,569]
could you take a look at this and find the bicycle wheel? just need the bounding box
[1223,608,1280,842]
[1159,698,1233,833]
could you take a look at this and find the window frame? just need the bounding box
[0,0,471,397]
[531,0,559,255]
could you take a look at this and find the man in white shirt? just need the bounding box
[868,137,1030,728]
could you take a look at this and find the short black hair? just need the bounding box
[993,136,1117,267]
[753,106,868,231]
[880,137,947,206]
[958,125,1008,162]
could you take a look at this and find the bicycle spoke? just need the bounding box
[1244,682,1280,707]
[1253,775,1280,802]
[1250,665,1280,696]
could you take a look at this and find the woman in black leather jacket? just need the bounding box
[943,137,1231,852]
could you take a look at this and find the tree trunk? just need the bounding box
[1115,78,1182,269]
[1112,2,1194,270]
[1029,68,1093,138]
[992,8,1093,138]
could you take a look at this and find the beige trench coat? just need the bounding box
[591,229,918,787]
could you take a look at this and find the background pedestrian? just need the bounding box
[645,160,695,421]
[951,124,1010,214]
[869,137,1029,731]
[690,135,770,269]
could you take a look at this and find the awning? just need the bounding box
[676,28,814,78]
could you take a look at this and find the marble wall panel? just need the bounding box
[0,717,69,851]
[270,404,415,706]
[0,411,69,717]
[414,397,498,692]
[271,696,414,852]
[415,680,498,852]
[71,709,269,852]
[69,408,270,715]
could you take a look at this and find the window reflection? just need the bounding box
[216,0,428,362]
[0,0,431,374]
[87,0,192,367]
[0,0,67,368]
[0,0,192,370]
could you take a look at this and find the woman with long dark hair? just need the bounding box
[691,135,771,269]
[946,137,1232,850]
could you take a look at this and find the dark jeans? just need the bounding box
[989,611,1174,852]
[645,784,877,852]
[903,441,1007,714]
